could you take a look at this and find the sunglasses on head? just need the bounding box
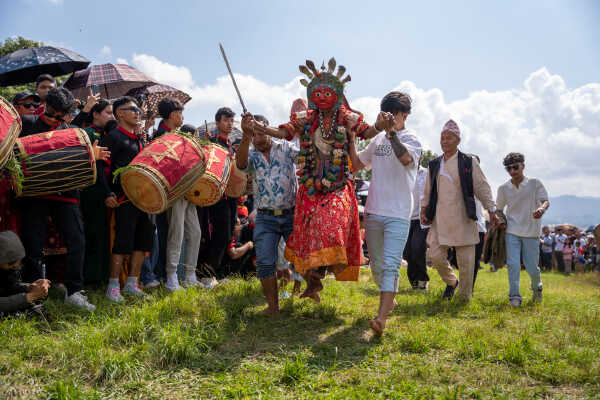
[119,106,142,114]
[44,110,65,123]
[505,164,520,172]
[18,102,40,109]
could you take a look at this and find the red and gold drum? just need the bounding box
[186,143,232,206]
[0,96,22,169]
[225,157,248,198]
[120,132,206,214]
[13,128,96,197]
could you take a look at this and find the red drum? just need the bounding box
[0,96,22,169]
[13,128,96,197]
[186,143,232,206]
[225,157,248,198]
[120,132,206,214]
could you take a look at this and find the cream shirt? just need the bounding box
[496,177,548,238]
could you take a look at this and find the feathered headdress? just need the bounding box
[299,57,350,110]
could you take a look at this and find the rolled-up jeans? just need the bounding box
[506,233,542,300]
[365,214,409,293]
[254,211,294,279]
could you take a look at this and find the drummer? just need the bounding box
[238,113,299,314]
[18,87,97,311]
[98,96,154,302]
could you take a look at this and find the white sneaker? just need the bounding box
[165,276,183,292]
[418,281,429,291]
[200,277,218,290]
[65,290,96,311]
[182,274,202,288]
[142,280,160,289]
[509,298,522,307]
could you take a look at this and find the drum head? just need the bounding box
[186,175,225,207]
[121,169,168,214]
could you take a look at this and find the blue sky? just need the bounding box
[1,0,598,101]
[1,0,600,196]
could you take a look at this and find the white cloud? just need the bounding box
[128,53,600,197]
[115,58,128,65]
[99,45,111,57]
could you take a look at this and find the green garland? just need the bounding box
[4,155,24,191]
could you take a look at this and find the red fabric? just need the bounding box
[39,114,60,130]
[0,103,18,142]
[228,236,236,249]
[159,122,172,132]
[284,180,362,278]
[39,195,78,204]
[19,128,83,156]
[0,176,19,234]
[237,205,248,217]
[34,104,44,115]
[117,126,137,140]
[132,133,205,190]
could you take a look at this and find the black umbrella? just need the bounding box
[0,46,90,87]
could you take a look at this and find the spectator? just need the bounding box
[99,96,153,302]
[562,239,573,274]
[553,227,567,272]
[573,240,585,273]
[11,91,41,116]
[19,87,96,311]
[34,74,56,114]
[206,107,239,279]
[0,231,50,314]
[540,226,553,271]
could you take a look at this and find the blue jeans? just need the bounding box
[254,212,294,279]
[140,227,159,285]
[365,214,410,293]
[506,233,542,300]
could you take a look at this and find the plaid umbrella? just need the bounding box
[63,63,156,100]
[0,46,90,86]
[198,120,243,143]
[126,84,191,120]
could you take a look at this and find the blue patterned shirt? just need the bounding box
[243,138,299,210]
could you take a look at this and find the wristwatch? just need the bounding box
[386,130,397,140]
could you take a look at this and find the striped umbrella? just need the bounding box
[63,63,156,100]
[126,84,191,120]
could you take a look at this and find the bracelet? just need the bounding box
[374,121,383,132]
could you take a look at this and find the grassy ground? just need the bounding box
[1,267,599,400]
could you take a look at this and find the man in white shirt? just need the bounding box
[496,152,550,306]
[348,91,421,336]
[403,161,430,290]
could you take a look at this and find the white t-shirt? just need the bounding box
[554,233,567,252]
[358,129,422,220]
[410,167,428,220]
[496,177,548,238]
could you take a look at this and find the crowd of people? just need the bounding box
[0,64,597,336]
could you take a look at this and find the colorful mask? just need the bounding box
[300,58,350,111]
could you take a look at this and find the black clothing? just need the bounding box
[98,127,144,199]
[206,197,238,277]
[403,219,430,286]
[20,198,85,295]
[112,202,154,254]
[426,151,477,222]
[0,269,30,314]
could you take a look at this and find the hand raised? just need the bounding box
[92,140,110,161]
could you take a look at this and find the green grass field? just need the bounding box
[1,267,599,399]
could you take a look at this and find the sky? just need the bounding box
[1,0,599,197]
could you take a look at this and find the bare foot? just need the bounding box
[369,318,385,336]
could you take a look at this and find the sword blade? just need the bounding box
[219,43,247,113]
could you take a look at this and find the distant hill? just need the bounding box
[542,195,600,228]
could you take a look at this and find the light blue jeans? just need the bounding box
[365,214,410,293]
[506,233,542,300]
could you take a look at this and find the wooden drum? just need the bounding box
[13,128,96,197]
[225,157,248,198]
[0,96,22,169]
[186,143,232,206]
[120,132,206,214]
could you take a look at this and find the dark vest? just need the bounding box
[425,151,477,222]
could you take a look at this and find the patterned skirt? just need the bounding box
[284,180,361,281]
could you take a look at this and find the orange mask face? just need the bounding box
[309,86,339,110]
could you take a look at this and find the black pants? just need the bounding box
[553,250,565,272]
[20,199,85,296]
[154,212,169,280]
[540,251,552,271]
[403,219,429,285]
[207,197,238,278]
[448,232,485,290]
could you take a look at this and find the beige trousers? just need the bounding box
[428,233,475,301]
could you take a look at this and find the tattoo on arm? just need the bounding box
[388,132,408,161]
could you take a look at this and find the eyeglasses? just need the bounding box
[44,110,65,123]
[119,106,142,114]
[18,102,40,109]
[505,164,520,172]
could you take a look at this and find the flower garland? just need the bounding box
[296,112,349,195]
